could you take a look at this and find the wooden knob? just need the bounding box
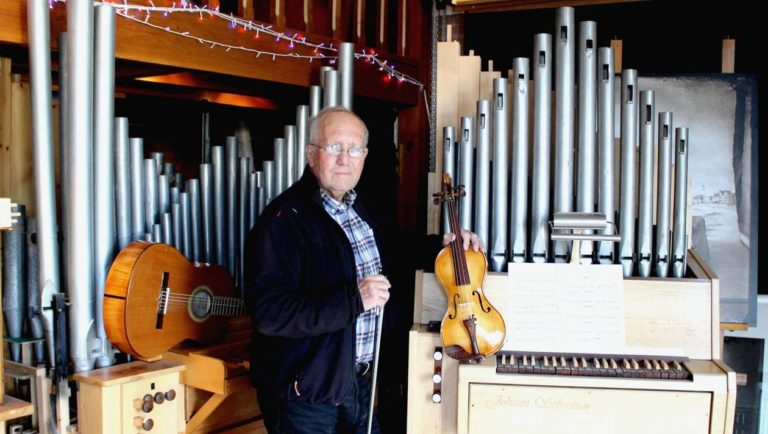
[153,392,165,404]
[165,389,177,401]
[133,399,153,413]
[133,417,154,431]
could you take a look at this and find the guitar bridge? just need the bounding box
[156,272,170,329]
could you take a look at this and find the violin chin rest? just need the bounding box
[445,345,485,363]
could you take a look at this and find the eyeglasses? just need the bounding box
[310,143,368,158]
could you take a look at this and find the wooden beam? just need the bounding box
[377,0,388,50]
[721,38,735,73]
[611,38,623,74]
[238,0,255,21]
[270,0,286,28]
[0,0,419,106]
[354,0,366,47]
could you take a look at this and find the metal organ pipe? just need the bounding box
[199,164,214,263]
[458,117,474,230]
[274,138,286,197]
[510,58,530,264]
[187,179,202,262]
[637,90,656,277]
[531,34,552,263]
[441,126,456,236]
[130,138,146,240]
[619,69,639,277]
[597,47,615,264]
[238,157,250,295]
[67,0,98,372]
[576,21,597,264]
[309,85,322,118]
[172,202,182,252]
[212,146,226,266]
[144,159,159,236]
[323,69,340,109]
[28,0,62,366]
[93,3,117,368]
[297,105,309,175]
[490,77,509,272]
[655,112,674,277]
[285,125,297,186]
[553,6,575,263]
[180,192,191,259]
[263,160,275,205]
[226,137,239,277]
[339,42,354,110]
[115,118,132,249]
[474,100,491,248]
[2,206,26,362]
[672,127,689,278]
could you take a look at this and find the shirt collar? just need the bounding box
[319,189,357,215]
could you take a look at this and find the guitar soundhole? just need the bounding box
[188,287,213,323]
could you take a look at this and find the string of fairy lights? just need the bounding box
[49,0,424,88]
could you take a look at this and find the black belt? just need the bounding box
[356,361,371,376]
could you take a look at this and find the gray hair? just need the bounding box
[307,107,369,147]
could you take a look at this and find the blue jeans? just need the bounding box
[259,365,381,434]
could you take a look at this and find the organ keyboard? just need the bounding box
[494,351,691,379]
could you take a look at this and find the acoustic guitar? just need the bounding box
[104,241,244,360]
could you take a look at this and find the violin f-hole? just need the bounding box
[472,290,492,313]
[449,294,460,320]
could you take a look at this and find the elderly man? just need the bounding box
[246,107,480,434]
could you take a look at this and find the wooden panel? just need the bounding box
[406,326,459,434]
[415,251,718,360]
[0,394,34,421]
[721,38,735,73]
[285,0,305,30]
[0,58,11,199]
[270,0,286,27]
[10,77,35,216]
[611,38,623,74]
[432,37,461,233]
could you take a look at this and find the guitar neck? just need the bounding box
[210,296,247,316]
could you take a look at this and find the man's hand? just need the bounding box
[358,274,391,311]
[443,229,485,253]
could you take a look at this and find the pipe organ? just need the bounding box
[435,6,692,279]
[421,6,734,434]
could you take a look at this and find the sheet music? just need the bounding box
[504,263,626,354]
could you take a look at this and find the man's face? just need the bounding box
[307,112,367,201]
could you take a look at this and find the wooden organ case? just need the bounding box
[407,250,736,434]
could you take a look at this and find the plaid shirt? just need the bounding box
[320,189,381,363]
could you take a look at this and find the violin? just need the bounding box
[433,174,506,362]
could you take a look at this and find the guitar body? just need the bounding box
[435,246,506,360]
[104,241,236,359]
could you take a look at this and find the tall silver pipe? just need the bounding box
[531,34,552,263]
[199,164,214,263]
[212,146,226,266]
[323,69,341,108]
[164,162,175,177]
[170,186,180,205]
[151,152,164,176]
[637,90,655,277]
[26,218,46,365]
[576,21,597,264]
[309,85,322,118]
[672,127,689,278]
[297,105,309,175]
[226,137,239,277]
[158,174,170,215]
[597,47,615,264]
[58,32,70,319]
[28,0,61,366]
[274,138,286,196]
[263,160,276,204]
[490,77,509,271]
[93,3,117,368]
[474,100,491,248]
[162,212,173,245]
[441,126,456,235]
[457,117,474,230]
[115,118,132,249]
[285,125,297,186]
[172,202,182,251]
[67,0,97,372]
[187,179,202,262]
[3,207,26,362]
[510,57,530,264]
[238,158,250,296]
[339,42,354,110]
[130,138,145,240]
[256,171,266,217]
[248,172,258,230]
[153,223,162,244]
[320,65,333,87]
[180,192,191,259]
[144,158,159,234]
[619,69,639,277]
[554,6,575,262]
[655,112,674,277]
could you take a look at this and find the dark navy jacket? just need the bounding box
[245,169,391,404]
